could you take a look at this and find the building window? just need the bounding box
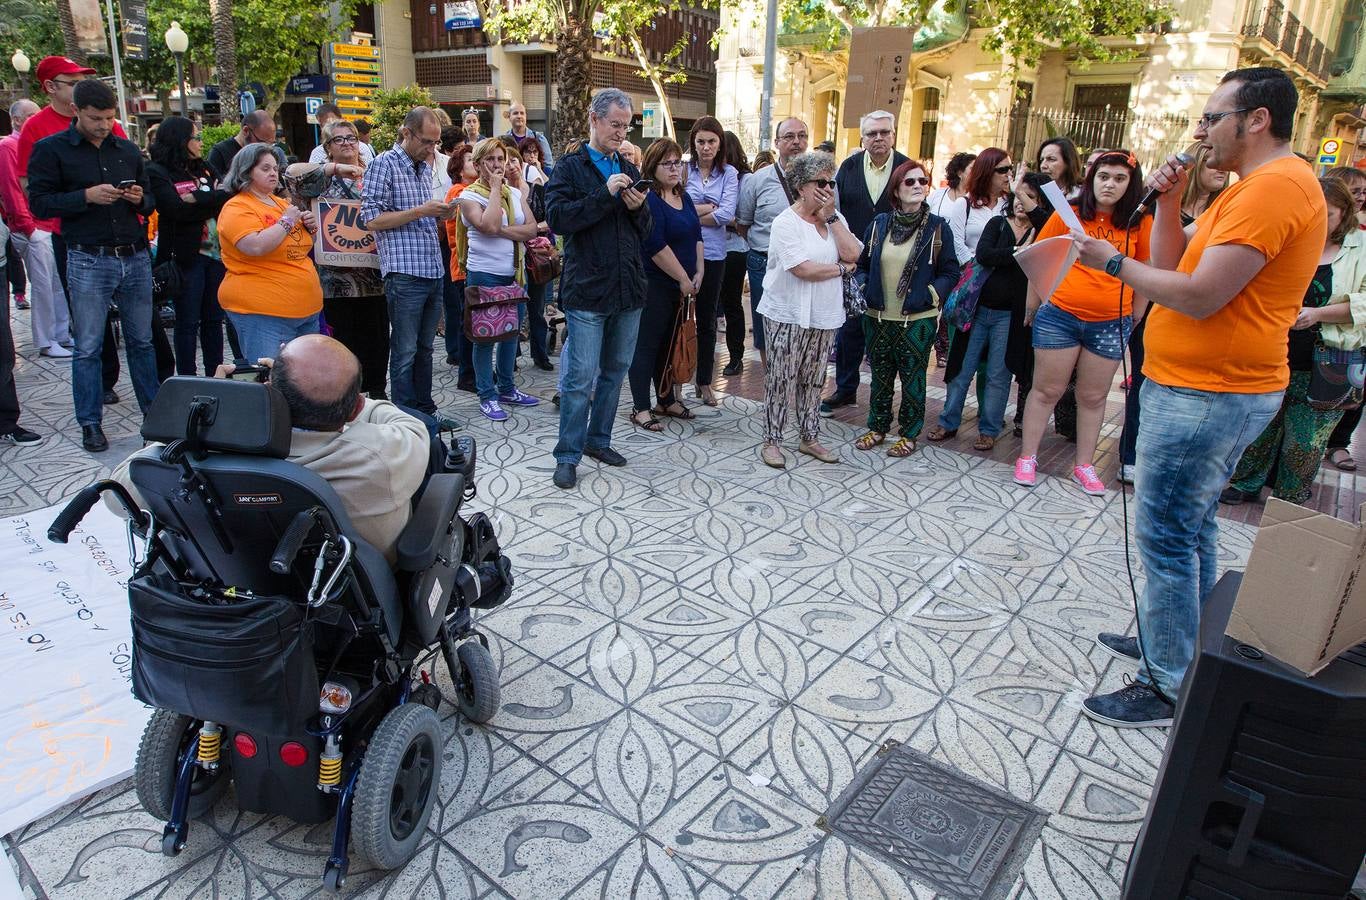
[1005,82,1033,163]
[918,87,939,159]
[1071,83,1131,151]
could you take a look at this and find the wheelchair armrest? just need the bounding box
[395,473,465,572]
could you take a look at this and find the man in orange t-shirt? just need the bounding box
[1070,67,1326,728]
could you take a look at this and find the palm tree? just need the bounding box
[53,0,83,63]
[209,0,239,124]
[550,0,596,154]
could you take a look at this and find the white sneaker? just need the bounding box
[1118,464,1136,484]
[40,343,72,358]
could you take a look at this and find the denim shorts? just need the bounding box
[1031,303,1131,361]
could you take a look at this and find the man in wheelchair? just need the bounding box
[48,335,513,892]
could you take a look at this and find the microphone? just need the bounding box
[1127,152,1194,227]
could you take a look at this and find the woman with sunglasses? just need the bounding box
[1014,150,1152,495]
[757,151,862,467]
[852,160,959,458]
[314,119,384,397]
[944,148,1013,266]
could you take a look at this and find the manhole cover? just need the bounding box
[823,743,1047,899]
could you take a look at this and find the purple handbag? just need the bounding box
[463,283,526,344]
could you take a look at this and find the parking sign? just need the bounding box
[306,96,324,124]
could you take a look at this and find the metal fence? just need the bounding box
[994,106,1196,170]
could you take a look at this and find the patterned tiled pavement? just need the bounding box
[0,300,1338,899]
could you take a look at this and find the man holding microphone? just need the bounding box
[1068,67,1326,727]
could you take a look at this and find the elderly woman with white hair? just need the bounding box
[757,150,862,468]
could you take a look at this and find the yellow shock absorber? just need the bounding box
[318,735,342,790]
[197,722,221,769]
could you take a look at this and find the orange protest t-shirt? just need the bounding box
[1143,155,1326,393]
[1035,209,1151,320]
[444,182,468,281]
[217,192,323,318]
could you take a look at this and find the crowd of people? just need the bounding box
[0,57,1353,735]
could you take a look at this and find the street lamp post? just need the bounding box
[164,21,189,117]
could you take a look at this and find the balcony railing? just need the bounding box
[1242,0,1284,43]
[1282,13,1300,57]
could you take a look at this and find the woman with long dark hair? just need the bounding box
[944,147,1012,266]
[685,116,739,405]
[147,115,232,375]
[1015,150,1152,495]
[718,131,751,376]
[1036,137,1084,200]
[517,136,554,370]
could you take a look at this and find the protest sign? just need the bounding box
[312,198,379,268]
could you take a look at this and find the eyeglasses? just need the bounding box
[993,165,1013,175]
[902,176,930,186]
[1196,108,1250,129]
[777,131,808,141]
[190,133,202,141]
[598,118,631,132]
[329,135,358,145]
[50,77,81,88]
[807,178,837,189]
[863,129,893,139]
[659,160,683,168]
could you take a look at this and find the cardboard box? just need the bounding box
[842,28,914,129]
[1228,498,1366,675]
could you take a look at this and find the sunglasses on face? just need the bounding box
[807,179,836,189]
[994,165,1012,175]
[902,176,930,186]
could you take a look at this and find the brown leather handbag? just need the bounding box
[660,293,697,398]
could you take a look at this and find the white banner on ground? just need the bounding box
[0,501,149,839]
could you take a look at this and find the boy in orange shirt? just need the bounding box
[1069,68,1326,727]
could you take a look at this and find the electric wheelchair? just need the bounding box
[48,377,512,891]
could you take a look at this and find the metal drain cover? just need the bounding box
[823,744,1047,899]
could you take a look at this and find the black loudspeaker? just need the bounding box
[1123,570,1366,900]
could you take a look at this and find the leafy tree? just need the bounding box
[369,83,435,150]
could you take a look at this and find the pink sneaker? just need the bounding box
[1013,456,1037,487]
[1073,464,1106,495]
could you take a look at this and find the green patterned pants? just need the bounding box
[1230,370,1344,504]
[863,315,936,439]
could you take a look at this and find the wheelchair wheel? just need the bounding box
[134,709,229,823]
[453,641,500,724]
[352,703,442,870]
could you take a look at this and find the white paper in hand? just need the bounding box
[1016,237,1080,303]
[1041,181,1083,233]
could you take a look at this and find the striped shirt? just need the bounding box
[359,143,443,279]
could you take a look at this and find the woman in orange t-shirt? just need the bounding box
[1015,150,1151,495]
[217,144,323,362]
[442,143,478,384]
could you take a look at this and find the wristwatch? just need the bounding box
[1104,253,1126,277]
[825,214,839,224]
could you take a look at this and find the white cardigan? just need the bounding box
[1320,228,1366,350]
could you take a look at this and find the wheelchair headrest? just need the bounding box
[141,376,292,458]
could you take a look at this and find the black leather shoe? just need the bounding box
[585,446,626,467]
[457,380,476,394]
[81,424,108,452]
[102,389,119,405]
[534,359,554,371]
[1219,486,1253,505]
[553,462,577,488]
[722,360,743,376]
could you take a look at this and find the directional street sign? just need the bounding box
[334,58,381,73]
[336,85,377,99]
[334,72,381,85]
[331,42,381,59]
[337,98,373,112]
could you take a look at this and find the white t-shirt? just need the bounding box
[945,195,1008,265]
[308,141,375,166]
[757,207,847,330]
[459,186,525,277]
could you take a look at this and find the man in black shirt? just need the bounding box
[28,79,158,452]
[205,110,285,180]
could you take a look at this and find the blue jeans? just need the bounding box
[1120,316,1147,466]
[938,307,1013,437]
[554,306,642,464]
[442,277,472,376]
[225,311,319,364]
[173,254,226,376]
[1134,379,1282,699]
[746,250,768,351]
[832,312,865,398]
[384,273,442,415]
[526,278,551,365]
[467,271,519,402]
[68,248,159,426]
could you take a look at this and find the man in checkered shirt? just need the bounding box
[360,107,457,426]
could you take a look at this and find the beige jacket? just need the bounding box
[1320,229,1366,350]
[109,399,430,562]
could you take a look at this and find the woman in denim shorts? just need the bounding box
[1015,151,1153,495]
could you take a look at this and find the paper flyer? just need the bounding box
[1015,236,1079,303]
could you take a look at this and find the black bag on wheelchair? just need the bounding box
[129,573,319,736]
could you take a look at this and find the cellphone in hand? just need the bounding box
[631,179,654,192]
[116,179,137,190]
[228,365,269,383]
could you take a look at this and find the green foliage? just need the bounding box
[370,83,435,151]
[0,0,96,92]
[201,122,239,147]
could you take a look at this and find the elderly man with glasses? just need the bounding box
[821,110,908,417]
[544,87,652,489]
[360,106,460,429]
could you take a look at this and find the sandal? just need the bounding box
[630,410,663,432]
[655,402,696,420]
[696,385,719,407]
[974,434,996,451]
[926,426,957,442]
[855,431,886,451]
[887,437,917,458]
[1328,448,1358,471]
